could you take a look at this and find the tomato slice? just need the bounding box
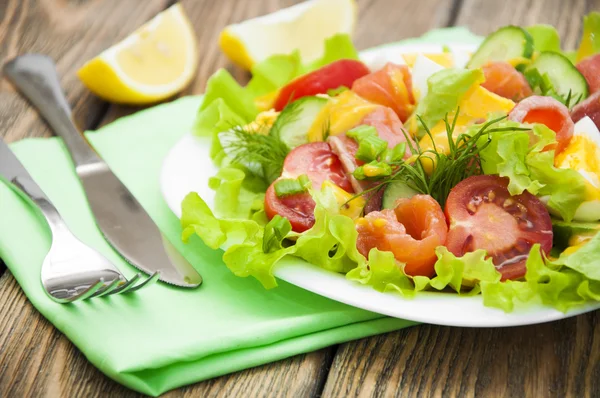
[265,142,353,232]
[352,63,415,122]
[481,61,532,102]
[282,142,353,192]
[264,185,315,233]
[355,195,448,277]
[508,95,574,153]
[445,175,553,281]
[273,60,371,111]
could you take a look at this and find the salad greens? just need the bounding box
[181,18,600,314]
[411,68,484,135]
[478,123,587,221]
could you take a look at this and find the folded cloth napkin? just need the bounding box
[0,28,481,396]
[0,96,416,396]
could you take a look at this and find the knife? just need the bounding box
[3,54,202,288]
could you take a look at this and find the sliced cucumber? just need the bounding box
[467,26,534,68]
[382,181,420,209]
[270,96,328,149]
[526,52,589,105]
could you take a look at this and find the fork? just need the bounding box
[8,172,159,303]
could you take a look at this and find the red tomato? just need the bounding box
[352,63,415,122]
[444,175,553,281]
[264,185,315,233]
[283,142,354,192]
[355,195,448,277]
[481,61,532,102]
[508,95,574,153]
[265,142,353,232]
[273,60,370,111]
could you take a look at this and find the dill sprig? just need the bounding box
[220,123,290,184]
[345,109,528,209]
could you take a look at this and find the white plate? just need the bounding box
[160,43,600,327]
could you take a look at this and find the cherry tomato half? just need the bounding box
[265,142,353,232]
[444,175,553,281]
[355,194,448,277]
[273,60,371,111]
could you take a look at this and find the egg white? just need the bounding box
[556,116,600,221]
[411,54,445,102]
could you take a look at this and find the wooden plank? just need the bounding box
[322,1,600,396]
[322,313,600,397]
[0,271,334,397]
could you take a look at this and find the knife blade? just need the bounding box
[4,54,202,288]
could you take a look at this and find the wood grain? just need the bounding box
[0,0,170,142]
[0,271,334,398]
[322,312,600,397]
[323,2,600,397]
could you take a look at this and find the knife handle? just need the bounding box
[3,54,102,169]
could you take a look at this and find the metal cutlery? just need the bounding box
[3,54,202,288]
[0,138,159,302]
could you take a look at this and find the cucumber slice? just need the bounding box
[467,26,534,68]
[382,181,419,209]
[526,52,589,105]
[552,219,599,250]
[271,96,328,149]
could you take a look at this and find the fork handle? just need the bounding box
[3,54,102,169]
[11,175,67,233]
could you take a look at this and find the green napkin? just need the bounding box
[0,28,481,396]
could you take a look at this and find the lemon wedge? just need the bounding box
[219,0,356,70]
[77,4,198,105]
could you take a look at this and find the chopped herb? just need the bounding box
[274,174,311,197]
[347,125,388,162]
[345,109,529,209]
[220,124,290,184]
[327,85,349,96]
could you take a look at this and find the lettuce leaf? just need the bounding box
[208,166,266,219]
[181,185,367,289]
[193,34,360,164]
[479,123,586,221]
[412,68,485,135]
[526,24,561,53]
[481,243,600,312]
[347,246,501,297]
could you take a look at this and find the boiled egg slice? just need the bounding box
[554,116,600,221]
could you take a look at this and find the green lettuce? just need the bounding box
[481,241,600,312]
[208,166,266,219]
[412,68,485,135]
[526,24,561,53]
[181,186,366,289]
[192,34,359,164]
[348,246,501,296]
[479,122,586,221]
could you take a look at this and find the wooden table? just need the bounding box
[1,0,599,396]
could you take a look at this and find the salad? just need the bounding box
[181,14,600,313]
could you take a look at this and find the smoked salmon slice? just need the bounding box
[509,96,574,153]
[481,61,532,102]
[352,63,415,122]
